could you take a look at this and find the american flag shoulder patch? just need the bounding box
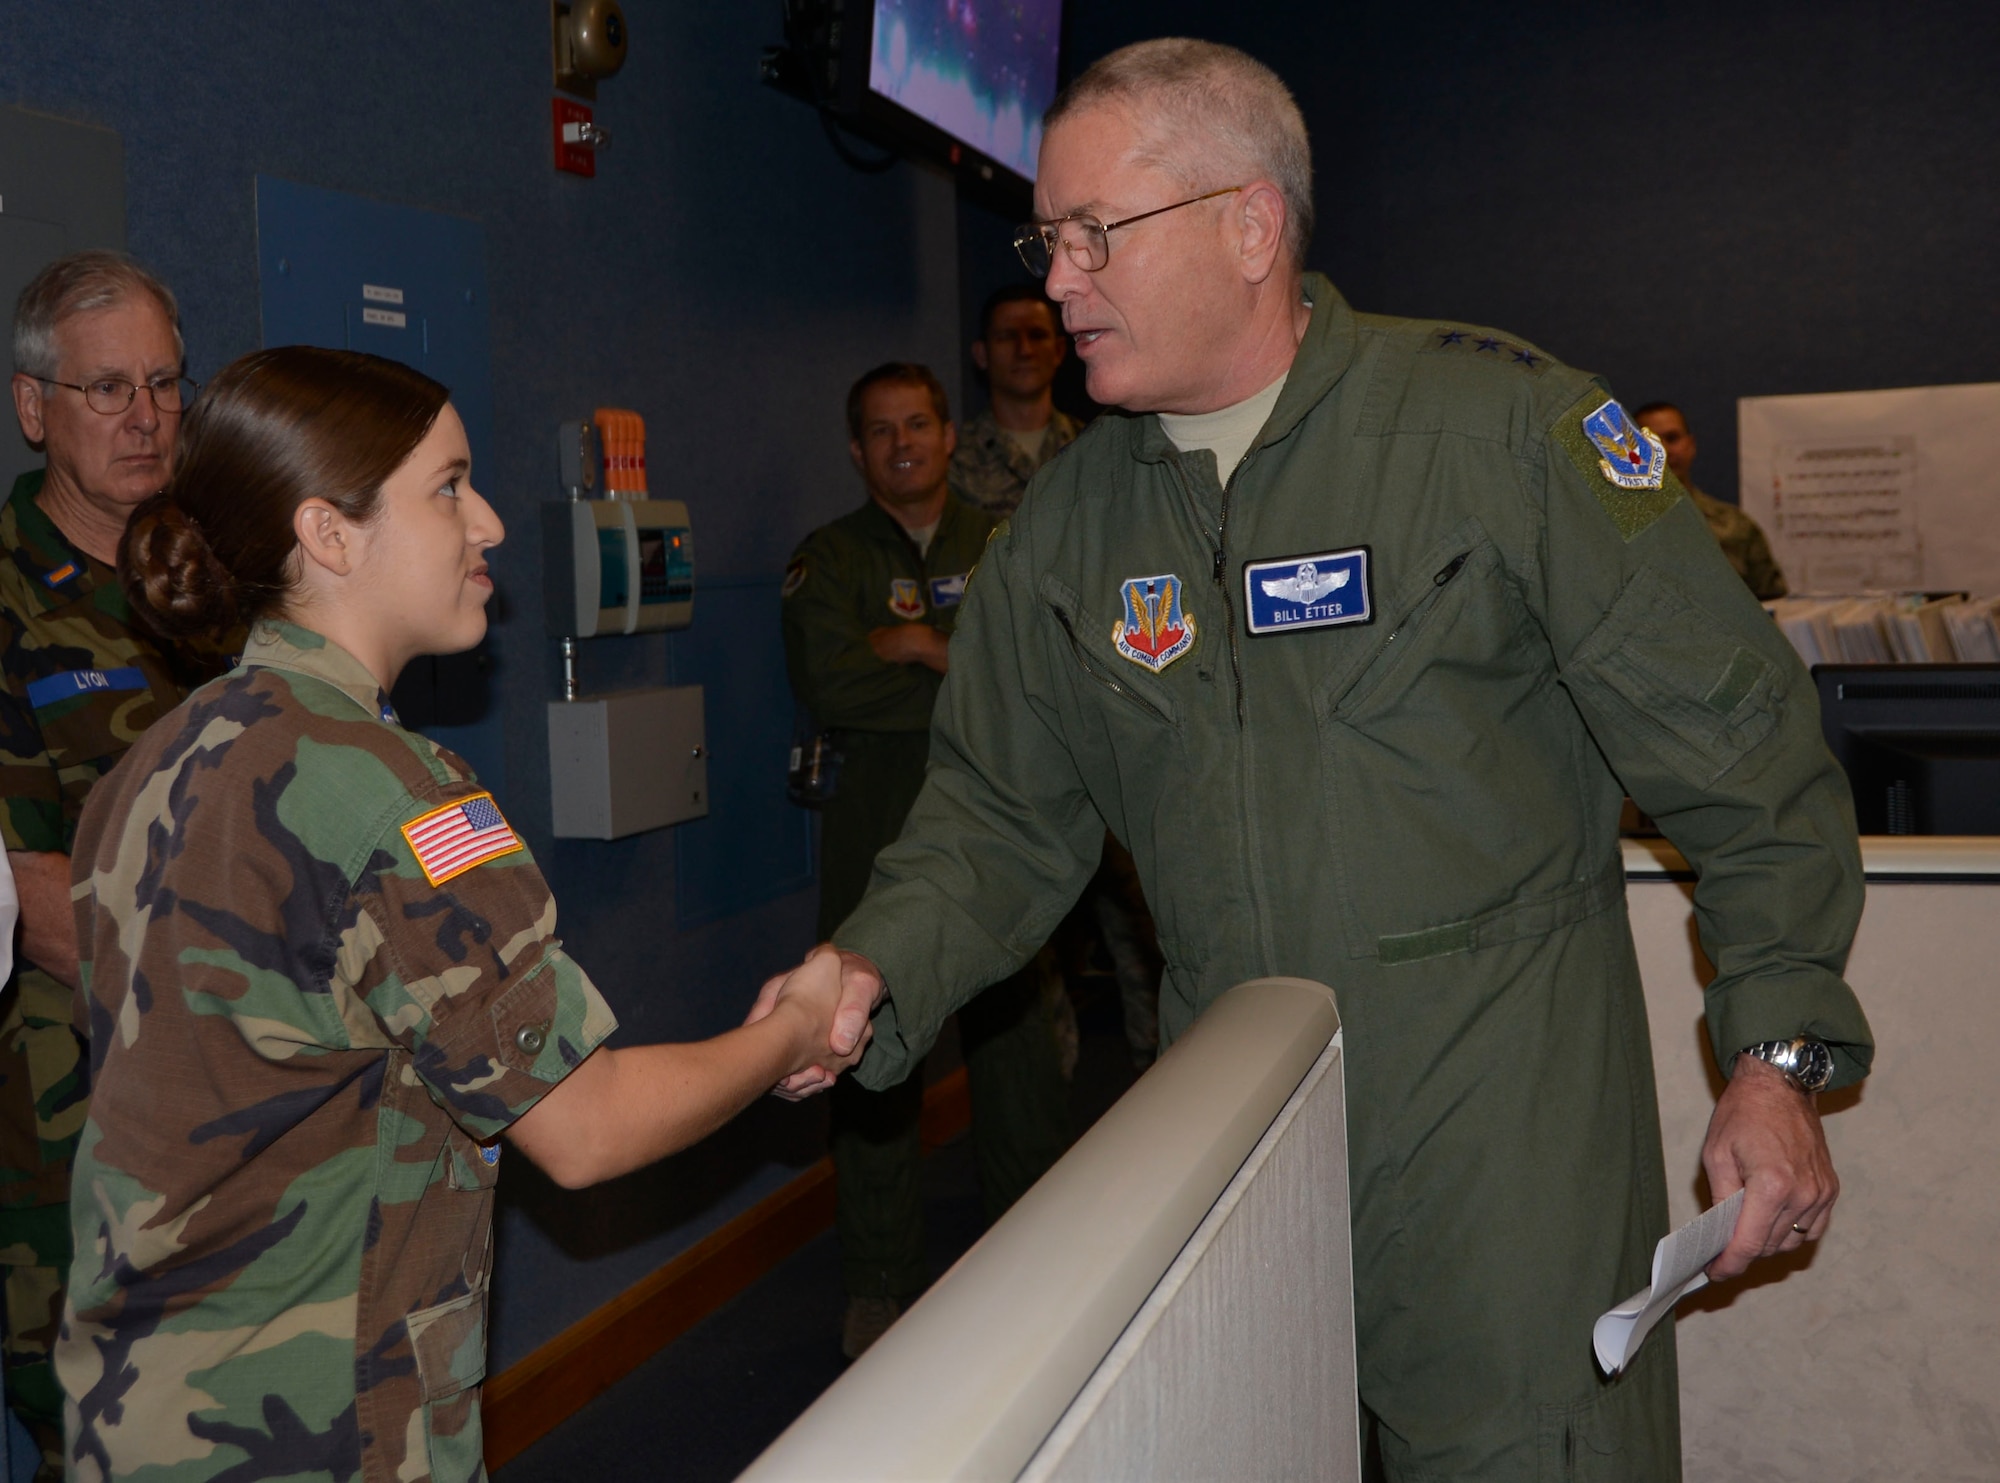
[400,791,526,887]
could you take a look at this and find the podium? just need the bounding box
[740,977,1357,1482]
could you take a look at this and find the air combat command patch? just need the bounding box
[888,578,925,619]
[1582,399,1667,490]
[1112,573,1197,673]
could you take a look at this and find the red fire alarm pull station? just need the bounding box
[553,98,600,176]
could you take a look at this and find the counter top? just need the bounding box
[1622,835,2000,881]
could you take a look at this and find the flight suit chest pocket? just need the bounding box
[1317,520,1600,958]
[1039,573,1181,731]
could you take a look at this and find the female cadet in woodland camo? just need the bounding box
[51,346,862,1482]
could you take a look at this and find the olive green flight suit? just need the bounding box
[781,496,1069,1302]
[834,279,1873,1479]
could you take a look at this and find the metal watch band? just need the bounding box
[1735,1036,1834,1094]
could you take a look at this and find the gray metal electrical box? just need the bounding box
[548,685,708,839]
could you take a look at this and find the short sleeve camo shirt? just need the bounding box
[58,620,617,1483]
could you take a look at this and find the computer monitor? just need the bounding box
[1813,664,2000,834]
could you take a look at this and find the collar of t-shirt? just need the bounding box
[905,518,939,559]
[999,423,1046,464]
[1157,370,1290,480]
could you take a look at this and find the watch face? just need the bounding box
[1799,1039,1835,1091]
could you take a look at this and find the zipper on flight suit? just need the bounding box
[1168,454,1246,728]
[1049,605,1172,725]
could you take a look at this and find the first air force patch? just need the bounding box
[1583,399,1667,490]
[1113,573,1197,672]
[1243,548,1372,635]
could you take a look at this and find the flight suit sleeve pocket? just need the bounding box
[1565,564,1779,788]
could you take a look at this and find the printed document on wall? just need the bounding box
[1739,382,2000,594]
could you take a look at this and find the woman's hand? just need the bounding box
[768,944,873,1080]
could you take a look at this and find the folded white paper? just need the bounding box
[1592,1190,1745,1376]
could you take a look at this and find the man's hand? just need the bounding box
[1700,1055,1839,1280]
[744,947,886,1100]
[868,624,950,674]
[8,850,79,989]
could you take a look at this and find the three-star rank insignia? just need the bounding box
[1582,399,1667,490]
[1112,573,1197,673]
[888,578,926,619]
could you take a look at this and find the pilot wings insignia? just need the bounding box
[1259,561,1350,605]
[1111,573,1197,673]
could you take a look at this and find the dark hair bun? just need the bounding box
[121,492,240,639]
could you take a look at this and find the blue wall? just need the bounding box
[2,2,963,1367]
[989,0,2000,502]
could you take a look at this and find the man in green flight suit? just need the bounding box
[781,363,1069,1359]
[0,252,232,1476]
[760,41,1872,1480]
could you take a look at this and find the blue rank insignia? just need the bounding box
[1243,548,1372,635]
[928,572,968,609]
[1583,399,1667,490]
[888,578,925,619]
[1112,573,1197,673]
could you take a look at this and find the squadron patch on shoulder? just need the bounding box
[1243,548,1373,635]
[1582,399,1667,490]
[928,573,968,609]
[781,558,807,598]
[888,578,925,619]
[1112,573,1197,673]
[1555,391,1682,541]
[402,791,526,887]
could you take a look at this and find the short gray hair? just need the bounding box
[1047,39,1314,263]
[12,250,183,380]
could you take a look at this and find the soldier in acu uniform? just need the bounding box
[782,363,1070,1358]
[1635,401,1789,599]
[761,42,1873,1481]
[0,252,232,1477]
[59,347,857,1482]
[950,283,1083,518]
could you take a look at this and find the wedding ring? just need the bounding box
[1790,1222,1809,1235]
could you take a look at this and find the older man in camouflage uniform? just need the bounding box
[1636,402,1789,600]
[0,252,227,1474]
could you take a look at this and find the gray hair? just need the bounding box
[12,250,183,380]
[1047,39,1314,263]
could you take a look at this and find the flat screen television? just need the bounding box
[767,0,1061,208]
[1813,664,2000,834]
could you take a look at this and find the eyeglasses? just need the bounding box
[40,374,195,416]
[1013,187,1244,277]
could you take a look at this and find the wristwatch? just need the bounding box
[1734,1036,1834,1094]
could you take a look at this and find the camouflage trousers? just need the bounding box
[0,970,88,1481]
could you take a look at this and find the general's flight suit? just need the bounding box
[834,277,1872,1479]
[781,496,1068,1304]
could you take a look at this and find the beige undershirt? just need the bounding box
[1158,371,1290,481]
[1000,423,1046,463]
[906,518,939,558]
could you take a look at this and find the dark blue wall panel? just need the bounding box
[1035,1,2000,504]
[0,2,958,1368]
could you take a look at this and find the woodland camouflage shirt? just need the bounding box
[59,621,617,1483]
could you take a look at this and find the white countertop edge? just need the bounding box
[1622,835,2000,879]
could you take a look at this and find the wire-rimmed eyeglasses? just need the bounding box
[1013,187,1244,277]
[39,374,195,416]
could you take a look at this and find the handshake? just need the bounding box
[743,944,887,1099]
